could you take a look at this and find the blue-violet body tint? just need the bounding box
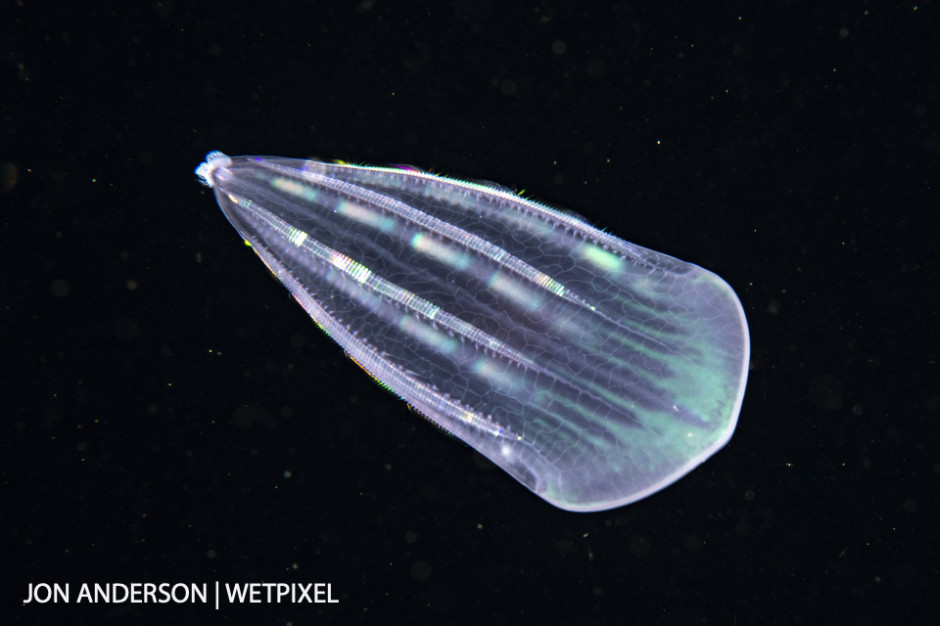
[196,151,749,512]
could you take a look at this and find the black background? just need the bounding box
[3,1,938,624]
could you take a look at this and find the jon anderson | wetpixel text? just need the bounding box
[24,582,339,607]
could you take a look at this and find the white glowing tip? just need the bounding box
[195,151,232,188]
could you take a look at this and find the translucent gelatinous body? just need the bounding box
[196,151,749,512]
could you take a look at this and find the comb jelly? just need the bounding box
[195,151,749,512]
